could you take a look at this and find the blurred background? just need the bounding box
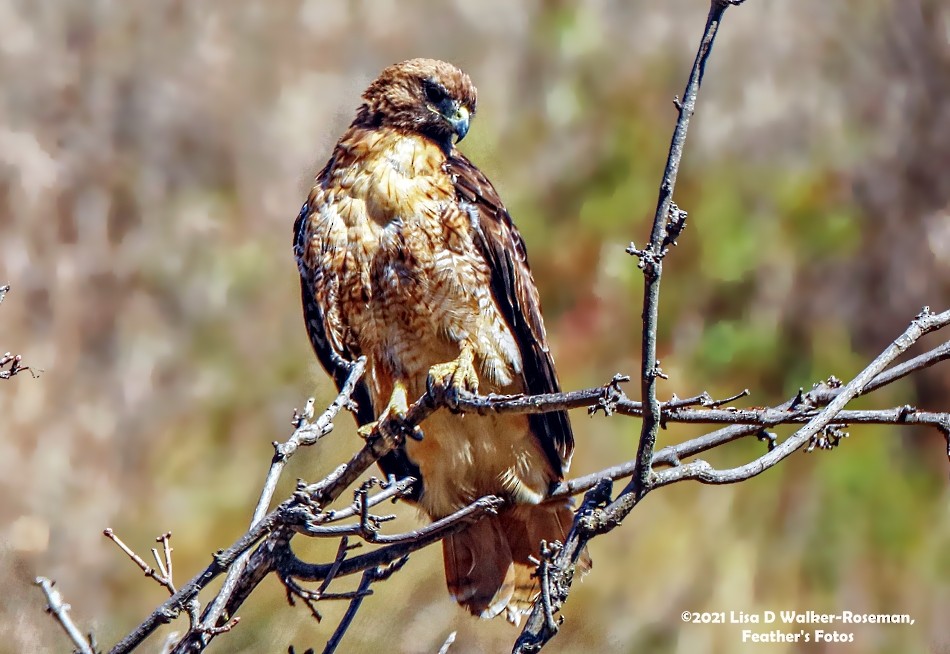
[1,0,948,652]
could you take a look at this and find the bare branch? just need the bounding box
[649,308,950,488]
[35,577,97,654]
[321,475,415,524]
[437,631,457,654]
[74,304,949,654]
[623,0,735,507]
[550,406,949,500]
[212,497,503,653]
[321,557,408,654]
[184,359,368,648]
[453,337,950,422]
[106,509,287,653]
[104,529,177,595]
[282,495,504,583]
[819,339,950,400]
[517,308,950,652]
[152,398,426,654]
[47,302,948,654]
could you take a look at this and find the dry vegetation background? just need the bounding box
[2,1,949,652]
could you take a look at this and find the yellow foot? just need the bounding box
[356,421,377,439]
[427,342,479,407]
[358,380,414,439]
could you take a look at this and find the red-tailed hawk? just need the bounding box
[294,58,587,623]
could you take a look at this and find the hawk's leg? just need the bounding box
[427,340,479,407]
[357,380,410,438]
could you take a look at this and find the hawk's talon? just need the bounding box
[357,421,379,440]
[358,380,411,439]
[426,343,479,411]
[357,415,422,441]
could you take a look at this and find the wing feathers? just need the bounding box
[447,153,574,475]
[294,191,422,496]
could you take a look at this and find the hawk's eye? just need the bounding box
[423,80,448,105]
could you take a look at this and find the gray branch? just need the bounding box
[35,577,97,654]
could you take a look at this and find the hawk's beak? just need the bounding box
[445,103,470,142]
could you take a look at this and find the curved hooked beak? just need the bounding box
[442,102,471,142]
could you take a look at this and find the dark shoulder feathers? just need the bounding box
[447,152,574,477]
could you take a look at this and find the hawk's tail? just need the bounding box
[442,501,591,625]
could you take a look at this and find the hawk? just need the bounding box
[294,58,587,623]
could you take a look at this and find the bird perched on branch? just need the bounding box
[294,58,588,623]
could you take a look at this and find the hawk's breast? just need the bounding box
[314,129,521,392]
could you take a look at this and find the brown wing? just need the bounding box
[293,191,422,495]
[293,199,366,403]
[447,152,574,477]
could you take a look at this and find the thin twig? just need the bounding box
[187,359,367,648]
[283,496,504,583]
[107,508,289,654]
[316,537,357,596]
[159,495,501,654]
[437,631,457,654]
[550,406,949,499]
[0,285,38,379]
[513,2,738,649]
[35,577,96,654]
[516,309,950,653]
[450,338,950,421]
[648,309,950,487]
[321,558,408,654]
[321,475,415,523]
[626,0,734,501]
[139,389,427,654]
[104,529,176,595]
[54,313,950,654]
[91,317,950,654]
[281,536,359,622]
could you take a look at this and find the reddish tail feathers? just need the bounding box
[442,501,591,624]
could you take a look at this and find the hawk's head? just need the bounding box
[358,58,478,151]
